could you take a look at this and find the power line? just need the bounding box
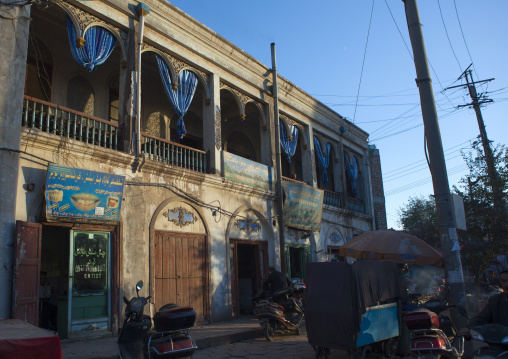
[352,0,375,123]
[437,0,462,71]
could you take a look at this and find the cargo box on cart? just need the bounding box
[405,308,439,330]
[153,304,196,332]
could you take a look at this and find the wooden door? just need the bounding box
[154,231,207,322]
[12,221,42,325]
[229,242,239,317]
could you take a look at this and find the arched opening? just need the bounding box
[27,5,123,121]
[281,126,304,181]
[220,89,262,163]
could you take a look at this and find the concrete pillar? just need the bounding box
[304,126,317,187]
[119,31,136,153]
[0,3,31,318]
[202,73,221,174]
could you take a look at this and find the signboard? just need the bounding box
[45,164,125,225]
[223,152,274,190]
[283,182,324,231]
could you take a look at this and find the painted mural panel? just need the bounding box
[283,182,324,231]
[223,152,273,190]
[45,164,125,225]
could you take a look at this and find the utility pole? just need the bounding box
[271,43,287,274]
[447,67,507,254]
[403,0,466,315]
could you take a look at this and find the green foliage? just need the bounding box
[452,142,508,278]
[397,142,508,279]
[397,195,440,249]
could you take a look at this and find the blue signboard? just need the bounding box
[223,152,274,190]
[45,164,125,225]
[283,182,324,231]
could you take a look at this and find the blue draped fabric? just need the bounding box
[279,120,299,163]
[344,152,358,196]
[313,136,331,186]
[156,55,198,139]
[66,17,116,72]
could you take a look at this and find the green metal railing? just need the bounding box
[323,189,340,208]
[22,95,120,150]
[346,196,366,214]
[141,133,207,174]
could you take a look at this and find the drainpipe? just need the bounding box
[271,43,287,275]
[135,3,150,168]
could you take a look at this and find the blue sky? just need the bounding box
[167,0,507,229]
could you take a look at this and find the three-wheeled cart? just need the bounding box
[305,261,405,359]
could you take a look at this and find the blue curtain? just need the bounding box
[313,136,331,186]
[280,120,299,163]
[66,17,116,72]
[156,55,198,139]
[344,152,358,196]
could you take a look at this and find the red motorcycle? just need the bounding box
[405,303,466,359]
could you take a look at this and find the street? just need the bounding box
[194,325,350,359]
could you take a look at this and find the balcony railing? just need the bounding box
[323,189,340,208]
[141,133,207,174]
[22,95,120,150]
[346,196,366,214]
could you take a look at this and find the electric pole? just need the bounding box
[447,66,507,255]
[403,0,466,317]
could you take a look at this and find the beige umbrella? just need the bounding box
[339,229,443,267]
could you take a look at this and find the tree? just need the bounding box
[453,142,508,279]
[397,142,507,280]
[397,196,440,249]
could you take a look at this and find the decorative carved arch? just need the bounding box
[56,2,128,62]
[142,46,211,101]
[279,114,307,147]
[219,83,266,124]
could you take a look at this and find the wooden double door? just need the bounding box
[154,231,208,322]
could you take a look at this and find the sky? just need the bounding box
[167,0,507,229]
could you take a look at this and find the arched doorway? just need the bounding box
[152,201,209,323]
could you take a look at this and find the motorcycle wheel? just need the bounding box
[264,320,277,341]
[383,337,398,358]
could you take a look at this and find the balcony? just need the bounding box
[141,133,207,174]
[323,189,340,208]
[22,96,120,150]
[21,96,207,174]
[346,196,366,214]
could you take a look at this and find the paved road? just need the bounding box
[194,325,350,359]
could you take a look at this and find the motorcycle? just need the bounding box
[405,301,467,359]
[254,287,304,341]
[470,323,508,359]
[116,280,197,359]
[290,278,306,310]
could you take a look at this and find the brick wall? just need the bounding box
[369,148,387,229]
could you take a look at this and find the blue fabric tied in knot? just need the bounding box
[344,152,358,196]
[66,17,116,72]
[279,120,298,163]
[156,55,198,139]
[313,136,331,186]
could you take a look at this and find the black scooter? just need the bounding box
[470,323,508,359]
[116,280,197,359]
[254,287,304,341]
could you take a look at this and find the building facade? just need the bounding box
[0,0,385,339]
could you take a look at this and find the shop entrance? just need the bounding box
[13,222,113,339]
[286,244,311,280]
[229,240,268,316]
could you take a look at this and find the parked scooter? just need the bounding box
[405,302,467,359]
[470,323,508,359]
[254,287,304,341]
[116,280,197,359]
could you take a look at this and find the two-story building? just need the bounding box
[0,0,386,339]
